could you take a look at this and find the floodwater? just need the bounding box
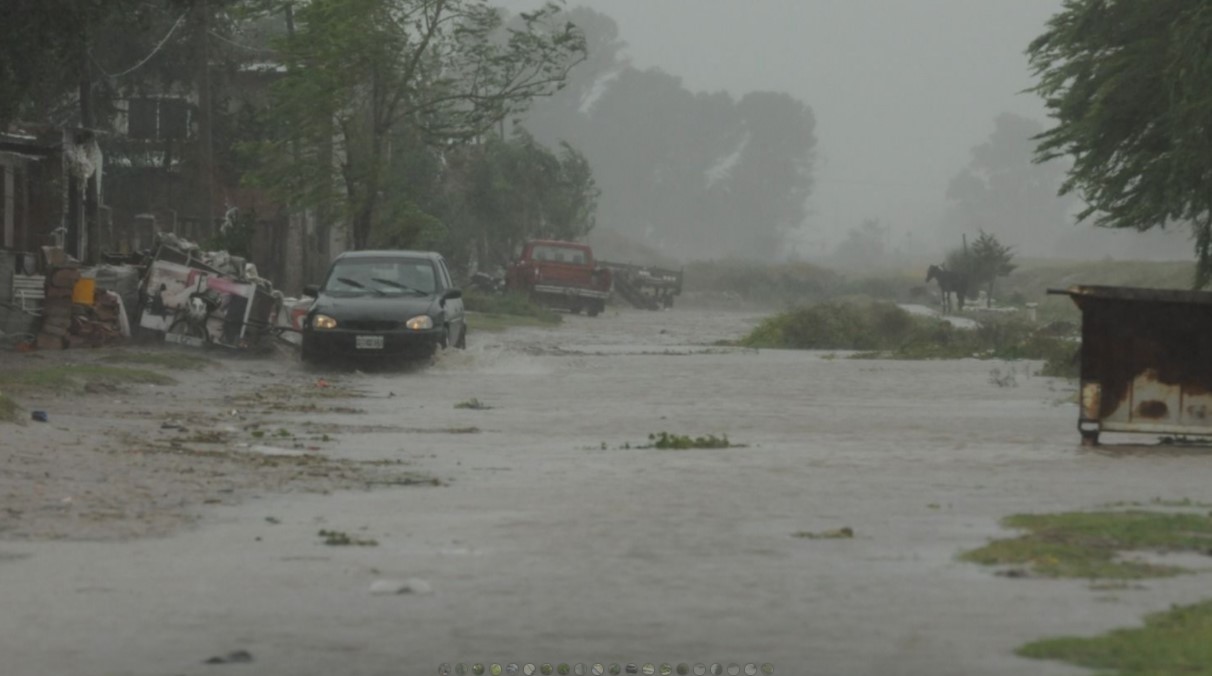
[3,306,1212,676]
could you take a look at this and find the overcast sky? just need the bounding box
[496,0,1064,253]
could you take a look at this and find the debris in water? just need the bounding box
[794,527,855,540]
[369,578,433,595]
[454,398,493,410]
[204,650,253,665]
[319,529,378,546]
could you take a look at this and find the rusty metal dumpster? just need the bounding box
[1051,285,1212,445]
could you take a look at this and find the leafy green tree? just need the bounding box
[1028,0,1212,286]
[248,0,587,251]
[0,0,119,126]
[942,232,1016,307]
[969,231,1016,307]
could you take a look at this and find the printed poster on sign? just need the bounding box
[140,260,255,347]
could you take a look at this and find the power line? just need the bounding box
[209,30,276,55]
[91,11,189,80]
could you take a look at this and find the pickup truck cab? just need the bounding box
[505,240,612,316]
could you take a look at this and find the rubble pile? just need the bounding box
[136,233,281,350]
[3,234,283,353]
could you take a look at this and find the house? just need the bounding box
[0,123,103,339]
[0,124,103,260]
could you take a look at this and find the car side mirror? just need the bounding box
[303,284,319,298]
[443,288,463,301]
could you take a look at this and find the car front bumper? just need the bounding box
[302,327,445,358]
[532,284,611,300]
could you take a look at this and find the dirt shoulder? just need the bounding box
[0,345,429,541]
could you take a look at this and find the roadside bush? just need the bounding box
[741,300,940,351]
[741,299,1079,369]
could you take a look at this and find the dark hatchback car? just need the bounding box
[300,250,466,363]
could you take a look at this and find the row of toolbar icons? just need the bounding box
[439,664,774,675]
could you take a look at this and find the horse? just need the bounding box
[926,264,968,314]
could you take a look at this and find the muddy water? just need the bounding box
[3,307,1212,676]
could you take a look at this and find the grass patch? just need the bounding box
[961,510,1212,579]
[463,290,561,329]
[646,431,736,449]
[741,298,1077,368]
[0,364,175,394]
[1018,599,1212,675]
[0,391,21,424]
[101,351,217,370]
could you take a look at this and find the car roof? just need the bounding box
[334,250,443,261]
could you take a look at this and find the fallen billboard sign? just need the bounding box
[137,237,279,350]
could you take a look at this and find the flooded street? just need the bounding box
[4,306,1212,676]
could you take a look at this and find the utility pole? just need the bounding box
[195,0,215,241]
[282,2,305,293]
[80,29,100,263]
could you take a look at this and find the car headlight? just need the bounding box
[405,315,434,330]
[312,314,338,330]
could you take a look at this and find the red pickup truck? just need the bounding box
[505,240,612,316]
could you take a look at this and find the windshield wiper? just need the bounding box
[372,278,424,294]
[336,277,384,295]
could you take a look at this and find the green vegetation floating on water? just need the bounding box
[961,510,1212,579]
[454,398,492,410]
[739,299,1078,375]
[1018,600,1212,676]
[647,432,735,449]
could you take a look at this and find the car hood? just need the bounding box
[311,293,440,320]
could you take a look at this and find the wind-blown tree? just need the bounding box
[520,7,816,261]
[715,91,816,259]
[248,0,587,251]
[0,0,132,126]
[942,113,1074,258]
[443,128,598,270]
[1028,0,1212,286]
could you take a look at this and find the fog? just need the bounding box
[496,0,1193,263]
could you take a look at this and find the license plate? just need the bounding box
[355,335,384,350]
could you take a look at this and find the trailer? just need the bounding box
[1050,285,1212,446]
[600,261,683,310]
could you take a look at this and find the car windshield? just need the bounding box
[322,257,436,296]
